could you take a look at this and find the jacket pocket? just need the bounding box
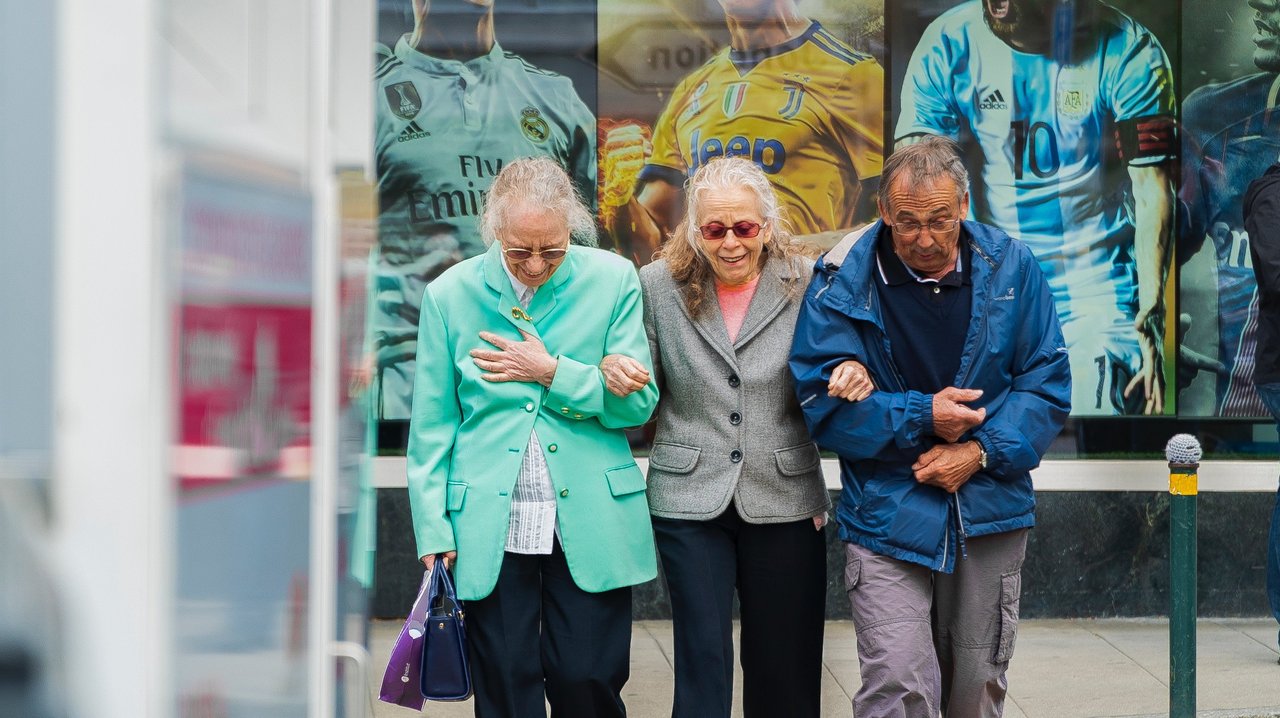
[774,442,821,477]
[605,462,647,497]
[994,570,1022,663]
[648,442,701,474]
[446,482,468,512]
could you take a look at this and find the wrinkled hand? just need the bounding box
[600,353,651,397]
[471,330,558,386]
[1125,309,1166,415]
[421,551,457,572]
[913,441,983,493]
[932,387,985,443]
[827,360,874,402]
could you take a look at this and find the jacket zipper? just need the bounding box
[954,493,969,560]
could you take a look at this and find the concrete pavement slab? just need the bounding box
[368,618,1280,718]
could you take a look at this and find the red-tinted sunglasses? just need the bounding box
[698,221,763,241]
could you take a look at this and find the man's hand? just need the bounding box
[471,330,558,386]
[932,387,985,443]
[827,360,875,402]
[913,441,983,493]
[1124,309,1166,415]
[421,551,457,572]
[600,353,651,397]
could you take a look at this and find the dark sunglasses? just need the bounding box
[501,246,568,262]
[698,221,763,241]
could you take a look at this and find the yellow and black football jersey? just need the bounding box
[640,22,884,235]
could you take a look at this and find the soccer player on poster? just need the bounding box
[372,0,595,420]
[896,0,1176,416]
[1178,0,1279,417]
[603,0,885,264]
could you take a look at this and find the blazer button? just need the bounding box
[729,411,741,425]
[525,402,535,412]
[561,407,570,414]
[730,449,742,463]
[728,374,740,388]
[547,443,558,453]
[560,488,569,497]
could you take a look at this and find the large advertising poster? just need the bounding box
[888,0,1179,418]
[597,0,887,264]
[372,0,598,422]
[1178,0,1274,417]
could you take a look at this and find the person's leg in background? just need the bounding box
[736,513,827,718]
[651,511,739,718]
[1256,381,1280,655]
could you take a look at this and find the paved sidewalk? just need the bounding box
[369,618,1280,717]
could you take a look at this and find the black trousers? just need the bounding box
[653,505,827,718]
[465,540,633,718]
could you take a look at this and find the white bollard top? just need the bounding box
[1164,434,1203,465]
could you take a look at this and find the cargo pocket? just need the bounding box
[994,570,1022,663]
[605,462,647,497]
[843,549,861,595]
[446,482,468,512]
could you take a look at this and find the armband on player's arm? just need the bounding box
[1115,115,1177,166]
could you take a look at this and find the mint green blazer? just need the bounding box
[407,243,660,600]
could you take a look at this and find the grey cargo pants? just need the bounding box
[844,529,1028,718]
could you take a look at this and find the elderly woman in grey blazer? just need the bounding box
[604,156,870,718]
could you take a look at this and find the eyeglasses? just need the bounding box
[698,221,763,241]
[890,218,961,237]
[501,246,568,262]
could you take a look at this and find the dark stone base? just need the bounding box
[372,489,1277,620]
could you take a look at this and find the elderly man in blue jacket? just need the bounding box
[789,136,1071,718]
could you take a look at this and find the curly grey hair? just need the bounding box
[480,156,597,247]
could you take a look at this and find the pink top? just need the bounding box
[716,275,760,342]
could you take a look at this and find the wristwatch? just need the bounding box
[975,441,988,470]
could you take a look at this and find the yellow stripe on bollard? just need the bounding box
[1169,471,1198,496]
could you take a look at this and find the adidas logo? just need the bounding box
[397,121,430,143]
[978,89,1008,110]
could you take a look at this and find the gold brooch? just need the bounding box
[511,307,532,322]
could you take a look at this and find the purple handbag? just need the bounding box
[378,570,432,709]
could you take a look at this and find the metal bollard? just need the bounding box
[1165,434,1202,718]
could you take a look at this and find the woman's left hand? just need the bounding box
[827,359,874,402]
[813,513,826,531]
[600,353,651,397]
[472,330,558,387]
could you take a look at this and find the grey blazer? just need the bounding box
[640,254,831,523]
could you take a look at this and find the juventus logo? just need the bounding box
[779,84,806,119]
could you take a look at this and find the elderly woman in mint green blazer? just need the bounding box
[406,156,659,718]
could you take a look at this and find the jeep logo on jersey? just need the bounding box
[978,89,1008,111]
[722,83,749,118]
[385,82,422,120]
[520,107,550,143]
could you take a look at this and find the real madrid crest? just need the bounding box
[520,107,550,143]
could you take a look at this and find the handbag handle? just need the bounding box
[427,554,462,619]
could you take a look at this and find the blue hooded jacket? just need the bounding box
[789,220,1071,572]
